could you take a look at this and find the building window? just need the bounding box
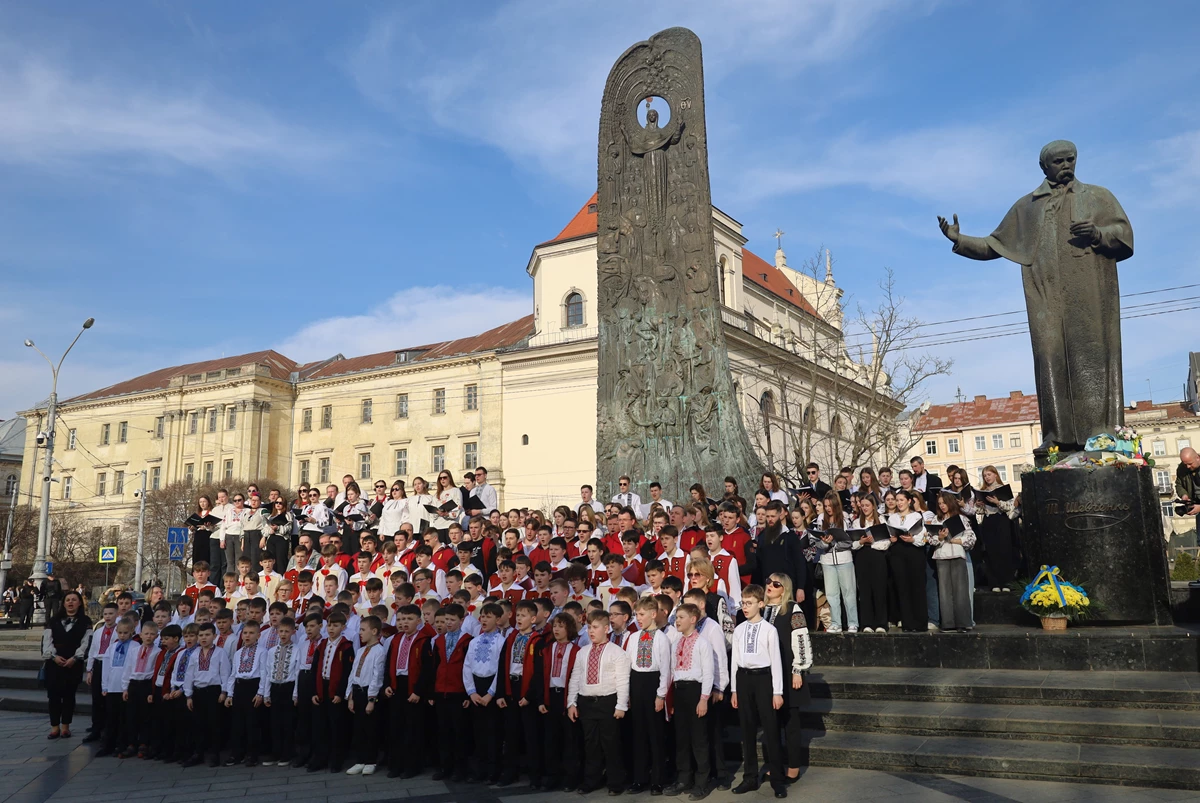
[1155,469,1172,493]
[206,370,222,382]
[947,437,960,454]
[154,417,164,439]
[226,367,240,378]
[187,373,202,384]
[223,460,234,481]
[992,434,1004,450]
[521,434,529,446]
[925,440,937,456]
[184,463,194,484]
[97,472,107,496]
[1010,434,1022,448]
[189,412,198,434]
[433,389,446,415]
[974,435,987,451]
[117,422,128,443]
[114,471,125,495]
[301,408,313,432]
[318,458,330,484]
[565,292,585,328]
[207,409,218,433]
[432,445,445,473]
[996,465,1008,482]
[67,429,77,450]
[464,442,478,469]
[830,415,843,438]
[321,405,333,429]
[359,453,372,477]
[62,476,72,501]
[361,399,373,424]
[464,384,478,411]
[101,423,110,445]
[203,461,214,485]
[396,394,409,419]
[150,467,161,491]
[1161,501,1176,519]
[299,460,310,486]
[1153,440,1167,457]
[1179,438,1192,452]
[394,449,408,476]
[3,474,16,496]
[227,406,237,430]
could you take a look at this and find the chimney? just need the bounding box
[974,394,987,403]
[1009,390,1023,399]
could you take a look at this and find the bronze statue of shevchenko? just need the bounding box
[938,140,1134,457]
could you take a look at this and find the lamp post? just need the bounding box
[25,318,94,621]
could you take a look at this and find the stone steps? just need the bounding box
[811,667,1200,710]
[0,687,90,715]
[797,696,1200,748]
[801,729,1200,789]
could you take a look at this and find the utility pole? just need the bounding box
[0,484,18,602]
[135,470,147,590]
[25,317,94,623]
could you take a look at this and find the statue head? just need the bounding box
[1039,140,1077,185]
[645,108,659,128]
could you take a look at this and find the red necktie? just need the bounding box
[586,644,603,684]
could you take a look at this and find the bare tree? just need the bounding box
[743,250,952,483]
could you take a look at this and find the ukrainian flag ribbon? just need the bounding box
[1021,565,1067,607]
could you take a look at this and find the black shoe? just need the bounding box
[530,780,543,790]
[290,758,306,769]
[609,791,624,797]
[207,757,220,768]
[651,786,664,796]
[627,783,647,794]
[732,780,760,794]
[82,732,102,744]
[689,785,711,801]
[664,782,692,796]
[715,777,731,791]
[401,769,420,779]
[95,748,114,758]
[577,786,599,796]
[773,785,788,799]
[493,777,515,788]
[245,758,257,768]
[181,754,203,768]
[306,764,323,773]
[223,758,239,767]
[431,769,447,781]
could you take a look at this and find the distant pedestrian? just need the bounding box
[17,581,35,629]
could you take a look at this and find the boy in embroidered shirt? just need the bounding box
[430,605,472,783]
[290,613,324,768]
[566,610,630,795]
[513,554,535,590]
[171,595,195,628]
[345,616,385,775]
[259,602,287,652]
[607,600,635,649]
[116,620,159,758]
[665,604,713,798]
[148,624,182,761]
[412,547,447,598]
[347,553,374,602]
[729,584,785,798]
[223,620,265,766]
[257,553,282,600]
[597,555,633,608]
[185,562,218,602]
[308,612,354,773]
[182,623,232,768]
[443,570,464,604]
[642,560,666,599]
[626,598,671,794]
[259,616,300,767]
[355,578,386,618]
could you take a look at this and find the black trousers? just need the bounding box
[980,513,1016,587]
[268,681,296,761]
[854,547,889,631]
[350,686,379,765]
[888,542,928,632]
[192,685,223,759]
[167,694,191,759]
[628,670,666,786]
[673,680,710,785]
[310,694,350,770]
[293,669,315,764]
[541,687,580,787]
[435,692,469,774]
[100,693,125,750]
[241,530,262,573]
[387,676,423,774]
[149,687,170,756]
[228,678,262,760]
[579,694,625,791]
[500,679,541,782]
[89,663,106,733]
[705,690,727,782]
[265,535,290,574]
[469,675,500,780]
[125,678,153,748]
[44,661,83,727]
[736,669,783,783]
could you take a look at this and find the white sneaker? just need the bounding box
[992,587,1001,593]
[827,625,842,634]
[862,627,874,634]
[346,764,365,775]
[847,626,858,634]
[362,765,376,776]
[260,760,276,767]
[928,622,940,631]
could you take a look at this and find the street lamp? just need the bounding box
[25,317,94,621]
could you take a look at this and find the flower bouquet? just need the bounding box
[1020,565,1092,630]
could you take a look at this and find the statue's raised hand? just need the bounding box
[937,213,960,244]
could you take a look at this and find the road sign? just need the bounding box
[167,527,189,545]
[44,561,53,575]
[168,543,186,562]
[99,546,117,564]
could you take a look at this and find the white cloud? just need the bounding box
[274,285,531,363]
[345,0,923,186]
[0,52,346,178]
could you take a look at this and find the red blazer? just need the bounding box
[586,565,607,593]
[432,547,455,572]
[312,637,355,701]
[711,553,736,593]
[659,551,687,584]
[334,553,353,570]
[623,560,646,587]
[527,546,550,568]
[538,640,578,707]
[183,583,217,603]
[385,627,432,695]
[680,526,705,554]
[155,648,180,695]
[432,630,473,694]
[498,629,543,701]
[720,528,751,572]
[496,586,528,605]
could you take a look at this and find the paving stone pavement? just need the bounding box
[0,711,1196,803]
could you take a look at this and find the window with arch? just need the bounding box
[718,256,727,304]
[802,405,813,426]
[759,390,776,419]
[565,291,585,328]
[3,474,15,496]
[830,414,844,437]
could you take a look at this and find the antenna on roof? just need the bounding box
[955,386,965,404]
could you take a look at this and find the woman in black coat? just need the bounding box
[764,572,812,785]
[41,590,92,739]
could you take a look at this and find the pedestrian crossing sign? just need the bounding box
[98,546,117,564]
[168,543,186,561]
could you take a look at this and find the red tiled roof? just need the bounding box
[913,392,1041,432]
[304,315,535,380]
[1125,400,1199,421]
[539,195,820,318]
[63,351,299,405]
[741,248,820,318]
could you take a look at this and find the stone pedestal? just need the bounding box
[1020,465,1172,625]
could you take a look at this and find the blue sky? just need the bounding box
[3,0,1199,421]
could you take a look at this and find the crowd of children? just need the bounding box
[72,481,815,801]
